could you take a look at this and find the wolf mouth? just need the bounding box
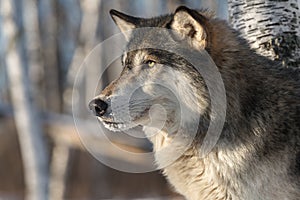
[97,116,131,131]
[98,111,149,131]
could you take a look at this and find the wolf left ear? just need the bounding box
[170,6,208,50]
[110,9,139,40]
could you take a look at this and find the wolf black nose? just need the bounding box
[88,98,108,117]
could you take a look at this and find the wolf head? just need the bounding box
[89,6,226,133]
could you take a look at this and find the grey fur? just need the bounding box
[90,6,300,200]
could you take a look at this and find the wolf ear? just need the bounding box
[110,9,139,40]
[170,6,208,50]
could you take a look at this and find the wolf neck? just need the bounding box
[142,80,269,200]
[143,126,245,199]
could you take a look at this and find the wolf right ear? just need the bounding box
[110,9,139,40]
[170,6,208,50]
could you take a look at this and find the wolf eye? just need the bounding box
[126,65,132,70]
[145,60,156,68]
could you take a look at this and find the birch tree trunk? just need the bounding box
[228,0,300,68]
[1,0,48,199]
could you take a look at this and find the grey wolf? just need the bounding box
[89,6,300,200]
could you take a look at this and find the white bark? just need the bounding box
[22,0,45,105]
[1,1,48,200]
[228,0,300,68]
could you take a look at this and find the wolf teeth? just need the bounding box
[101,120,131,132]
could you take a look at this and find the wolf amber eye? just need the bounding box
[126,65,132,70]
[146,60,156,67]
